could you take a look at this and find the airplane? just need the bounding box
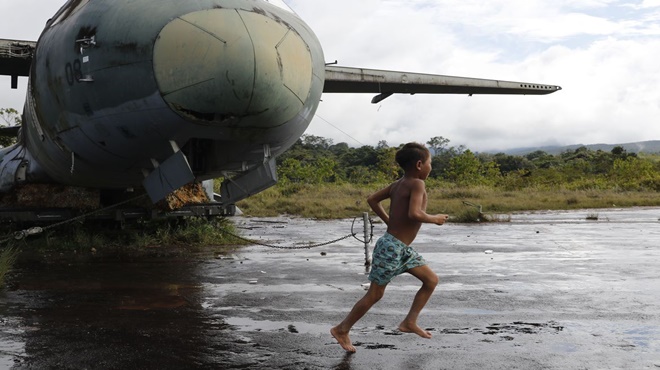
[0,0,560,216]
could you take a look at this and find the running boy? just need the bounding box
[331,142,449,353]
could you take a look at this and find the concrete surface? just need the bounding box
[1,208,660,369]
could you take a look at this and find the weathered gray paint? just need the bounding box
[324,66,561,96]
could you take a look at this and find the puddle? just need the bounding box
[225,317,328,335]
[622,326,660,350]
[461,308,499,315]
[552,342,580,353]
[0,333,25,367]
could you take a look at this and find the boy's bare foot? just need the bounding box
[398,322,432,339]
[331,326,356,353]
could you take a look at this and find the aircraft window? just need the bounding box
[264,0,294,13]
[49,0,90,27]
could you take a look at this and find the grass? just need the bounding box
[237,183,379,219]
[0,246,19,289]
[1,217,247,260]
[237,182,660,220]
[0,217,248,287]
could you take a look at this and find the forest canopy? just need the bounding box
[276,134,660,192]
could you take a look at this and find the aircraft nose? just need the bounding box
[153,8,313,127]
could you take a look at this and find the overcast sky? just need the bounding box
[2,0,660,152]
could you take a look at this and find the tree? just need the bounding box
[0,108,20,126]
[426,136,450,155]
[429,140,465,179]
[610,157,654,190]
[492,153,534,174]
[375,146,399,181]
[525,150,560,169]
[340,145,379,168]
[301,134,333,150]
[278,157,338,184]
[446,150,482,185]
[0,108,21,148]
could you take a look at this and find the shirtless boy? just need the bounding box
[331,142,449,353]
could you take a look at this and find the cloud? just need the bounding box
[2,0,660,153]
[639,0,660,8]
[297,0,660,151]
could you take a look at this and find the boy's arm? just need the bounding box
[408,180,448,225]
[367,185,392,225]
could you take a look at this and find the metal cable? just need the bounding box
[221,229,357,250]
[220,216,374,250]
[1,200,375,251]
[350,216,375,244]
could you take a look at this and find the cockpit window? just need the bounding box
[264,0,294,13]
[48,0,90,27]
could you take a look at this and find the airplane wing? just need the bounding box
[0,39,36,88]
[323,65,561,103]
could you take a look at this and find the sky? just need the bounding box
[1,0,660,152]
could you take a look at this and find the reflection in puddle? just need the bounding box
[225,316,328,335]
[0,316,26,368]
[552,342,579,353]
[623,326,659,350]
[0,258,245,369]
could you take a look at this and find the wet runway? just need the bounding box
[1,208,660,369]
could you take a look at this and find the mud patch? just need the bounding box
[441,321,564,336]
[354,341,397,350]
[484,321,564,335]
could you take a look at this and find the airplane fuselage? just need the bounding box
[16,0,324,197]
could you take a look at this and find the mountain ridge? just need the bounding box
[495,140,660,156]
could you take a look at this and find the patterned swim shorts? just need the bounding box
[368,232,427,286]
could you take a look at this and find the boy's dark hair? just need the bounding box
[395,142,430,171]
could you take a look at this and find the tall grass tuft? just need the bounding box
[0,246,19,289]
[10,217,245,255]
[452,207,483,223]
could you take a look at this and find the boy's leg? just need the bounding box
[399,265,438,338]
[331,282,387,352]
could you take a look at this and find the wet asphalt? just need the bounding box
[1,208,660,369]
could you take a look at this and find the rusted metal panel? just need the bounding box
[156,182,210,211]
[0,39,36,76]
[0,39,36,88]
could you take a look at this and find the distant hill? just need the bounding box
[499,140,660,156]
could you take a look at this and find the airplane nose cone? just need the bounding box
[153,8,313,127]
